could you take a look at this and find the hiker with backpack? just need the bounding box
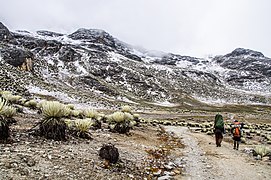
[231,120,244,150]
[213,113,225,147]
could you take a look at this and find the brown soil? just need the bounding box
[0,111,184,180]
[1,110,271,179]
[165,126,271,180]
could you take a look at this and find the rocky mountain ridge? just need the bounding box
[0,22,271,109]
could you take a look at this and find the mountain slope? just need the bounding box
[0,22,270,109]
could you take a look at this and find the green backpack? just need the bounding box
[215,114,224,128]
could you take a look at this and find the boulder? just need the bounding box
[0,47,34,71]
[0,22,13,42]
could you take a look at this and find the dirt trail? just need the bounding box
[165,126,271,180]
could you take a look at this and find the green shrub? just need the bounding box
[124,112,134,121]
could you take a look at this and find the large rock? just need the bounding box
[0,47,34,71]
[58,46,82,62]
[68,28,116,48]
[0,22,13,42]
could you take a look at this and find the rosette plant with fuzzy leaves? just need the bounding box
[108,111,135,134]
[0,97,14,141]
[39,101,67,140]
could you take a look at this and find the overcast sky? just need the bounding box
[1,0,270,58]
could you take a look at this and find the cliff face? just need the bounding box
[0,22,270,108]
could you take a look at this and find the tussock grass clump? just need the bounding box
[39,101,67,140]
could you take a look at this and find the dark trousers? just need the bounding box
[233,136,241,150]
[215,128,223,147]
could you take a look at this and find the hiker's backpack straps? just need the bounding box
[233,121,241,137]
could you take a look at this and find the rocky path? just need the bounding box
[165,126,271,180]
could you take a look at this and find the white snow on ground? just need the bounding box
[26,85,76,103]
[176,61,193,69]
[74,60,88,74]
[116,96,138,104]
[150,101,179,107]
[15,31,82,45]
[108,52,123,62]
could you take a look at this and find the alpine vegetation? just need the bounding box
[73,118,93,139]
[39,101,67,140]
[254,145,271,159]
[0,97,14,141]
[107,106,137,134]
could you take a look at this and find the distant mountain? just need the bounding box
[0,22,270,109]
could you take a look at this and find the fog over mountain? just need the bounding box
[1,0,270,58]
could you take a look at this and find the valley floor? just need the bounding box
[166,126,271,180]
[1,111,271,180]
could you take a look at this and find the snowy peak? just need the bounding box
[68,28,116,47]
[225,48,264,58]
[0,21,271,108]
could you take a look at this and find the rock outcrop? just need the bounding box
[0,22,270,107]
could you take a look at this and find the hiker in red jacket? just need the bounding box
[213,114,225,147]
[231,120,243,150]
